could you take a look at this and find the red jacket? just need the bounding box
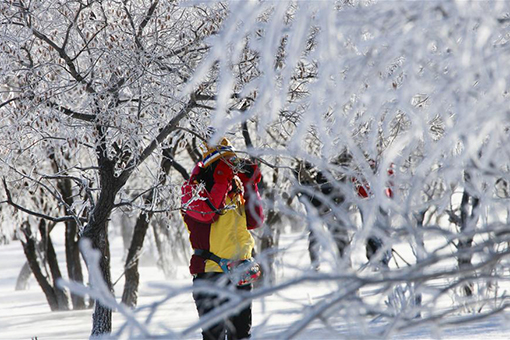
[181,162,264,274]
[353,163,394,198]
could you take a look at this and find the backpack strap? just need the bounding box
[194,249,230,272]
[194,249,261,286]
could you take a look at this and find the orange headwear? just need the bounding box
[200,137,237,168]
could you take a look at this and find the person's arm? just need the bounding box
[239,163,264,229]
[181,161,233,223]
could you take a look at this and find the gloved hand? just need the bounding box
[213,160,234,184]
[238,163,262,185]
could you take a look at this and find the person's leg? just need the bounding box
[226,284,252,340]
[193,273,227,340]
[331,225,349,258]
[365,208,391,267]
[326,211,349,259]
[366,236,384,262]
[302,198,321,270]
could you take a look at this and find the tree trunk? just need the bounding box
[82,212,114,336]
[412,209,428,318]
[122,147,181,307]
[81,161,119,336]
[457,187,479,297]
[19,221,60,311]
[121,211,150,308]
[15,261,32,291]
[65,218,87,309]
[81,100,192,335]
[39,220,71,311]
[57,174,87,310]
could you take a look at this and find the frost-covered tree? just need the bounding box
[5,0,510,338]
[188,1,510,337]
[98,0,510,338]
[0,0,228,335]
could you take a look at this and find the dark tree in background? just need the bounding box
[0,0,226,335]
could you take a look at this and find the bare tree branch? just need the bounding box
[0,97,20,109]
[118,98,195,185]
[137,1,160,39]
[46,101,96,122]
[2,178,86,223]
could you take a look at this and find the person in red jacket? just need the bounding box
[181,137,264,340]
[352,160,394,267]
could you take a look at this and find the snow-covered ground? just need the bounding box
[1,226,510,339]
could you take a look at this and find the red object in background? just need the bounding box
[353,177,370,198]
[353,162,394,199]
[385,187,393,198]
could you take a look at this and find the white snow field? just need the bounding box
[1,225,510,340]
